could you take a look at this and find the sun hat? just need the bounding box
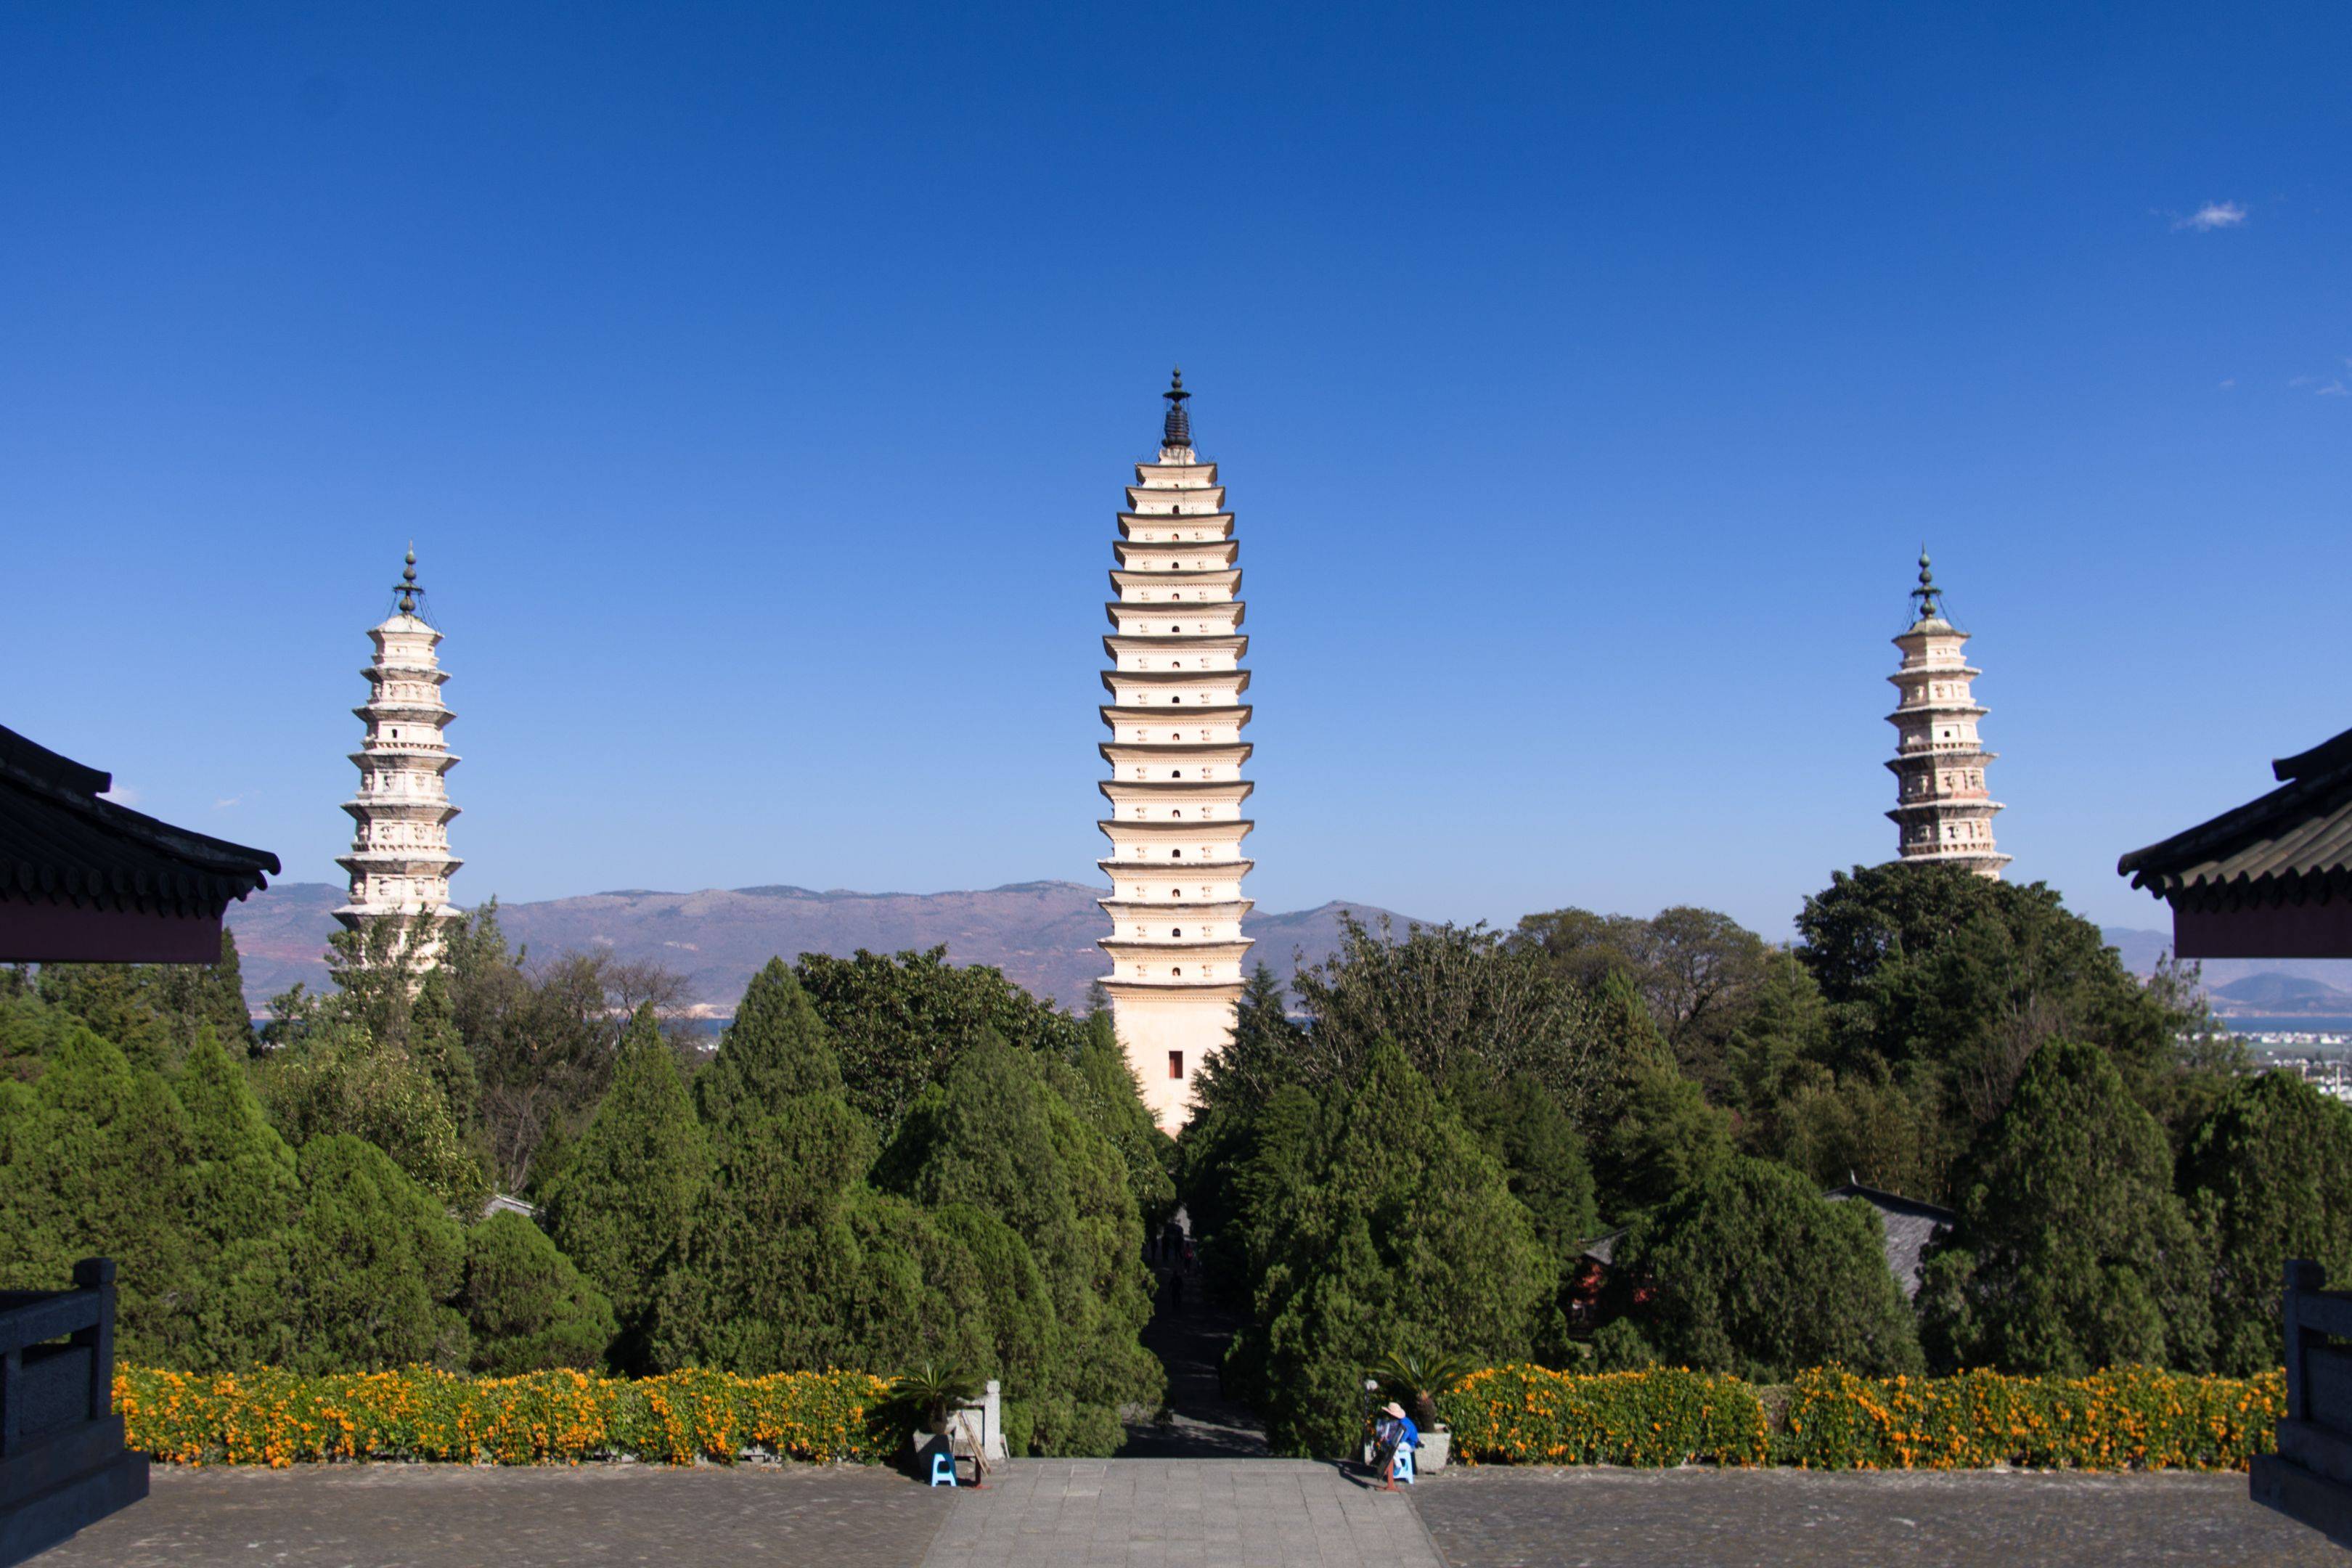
[1381,1402,1406,1418]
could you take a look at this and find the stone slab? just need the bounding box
[920,1458,1443,1567]
[30,1461,951,1568]
[1409,1464,2348,1567]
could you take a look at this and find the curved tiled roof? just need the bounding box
[2118,725,2352,911]
[0,725,279,919]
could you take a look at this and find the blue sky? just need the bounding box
[4,2,2344,943]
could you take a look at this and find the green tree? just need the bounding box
[263,1018,489,1215]
[0,1026,201,1361]
[1446,1072,1599,1259]
[462,1212,620,1375]
[1293,915,1605,1114]
[151,928,258,1057]
[1610,1156,1924,1380]
[1917,1040,2213,1375]
[1771,1067,1945,1201]
[1585,976,1732,1221]
[172,1029,303,1367]
[282,1134,468,1371]
[1795,865,2188,1141]
[2179,1071,2352,1375]
[1192,964,1307,1116]
[877,1031,1161,1454]
[1515,906,1772,1097]
[795,946,1089,1132]
[34,963,171,1070]
[1242,1042,1553,1455]
[542,1006,709,1363]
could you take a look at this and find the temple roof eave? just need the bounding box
[1106,602,1247,628]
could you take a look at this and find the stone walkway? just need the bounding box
[36,1462,952,1567]
[30,1458,2344,1566]
[921,1458,1440,1567]
[1117,1265,1267,1458]
[1408,1465,2345,1567]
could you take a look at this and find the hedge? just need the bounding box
[1438,1363,2280,1473]
[118,1367,889,1466]
[1440,1365,1771,1467]
[1771,1366,2283,1471]
[120,1362,2285,1472]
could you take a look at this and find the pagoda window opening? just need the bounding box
[1168,1050,1184,1079]
[1172,928,1183,938]
[1171,967,1183,977]
[1172,849,1183,858]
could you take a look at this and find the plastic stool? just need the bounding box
[929,1450,958,1487]
[1392,1445,1416,1485]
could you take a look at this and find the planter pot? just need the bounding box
[1418,1428,1450,1471]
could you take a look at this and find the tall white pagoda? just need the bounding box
[1098,370,1255,1131]
[335,548,464,964]
[1885,551,2009,878]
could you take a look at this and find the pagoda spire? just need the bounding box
[1161,366,1192,451]
[1884,550,2009,878]
[1098,372,1254,1132]
[335,547,464,966]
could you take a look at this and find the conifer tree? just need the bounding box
[263,1017,489,1216]
[172,1029,303,1367]
[878,1031,1161,1454]
[1918,1040,2213,1374]
[284,1134,468,1371]
[1613,1156,1924,1380]
[1246,1042,1553,1455]
[151,928,258,1058]
[2179,1070,2352,1375]
[544,1005,708,1361]
[462,1212,619,1374]
[1587,973,1733,1223]
[0,1027,200,1361]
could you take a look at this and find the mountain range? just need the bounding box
[224,882,1416,1015]
[225,892,2352,1021]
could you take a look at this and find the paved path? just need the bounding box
[37,1462,952,1567]
[1406,1465,2345,1567]
[1117,1265,1267,1458]
[921,1458,1442,1567]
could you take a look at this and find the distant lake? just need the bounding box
[2223,1016,2352,1035]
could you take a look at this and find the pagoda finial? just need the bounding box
[1910,546,1940,622]
[1161,366,1192,449]
[397,544,420,615]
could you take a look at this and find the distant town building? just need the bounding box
[1097,370,1254,1131]
[1885,552,2009,878]
[335,549,463,966]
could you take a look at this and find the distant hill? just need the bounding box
[2102,926,2352,1013]
[225,881,1420,1015]
[2210,972,2352,1013]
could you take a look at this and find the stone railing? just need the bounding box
[0,1258,147,1564]
[2252,1258,2352,1550]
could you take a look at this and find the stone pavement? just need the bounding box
[34,1461,954,1567]
[920,1458,1442,1567]
[30,1458,2349,1566]
[1405,1464,2347,1567]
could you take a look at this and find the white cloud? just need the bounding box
[100,784,141,807]
[2218,378,2237,389]
[2319,380,2348,398]
[213,796,242,809]
[2176,202,2247,232]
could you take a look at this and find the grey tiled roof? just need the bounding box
[2119,726,2352,910]
[0,724,279,918]
[1823,1182,1956,1299]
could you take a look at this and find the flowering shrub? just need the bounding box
[1438,1365,1771,1467]
[1772,1365,2282,1471]
[119,1367,889,1467]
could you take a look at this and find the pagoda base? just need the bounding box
[1103,980,1242,1134]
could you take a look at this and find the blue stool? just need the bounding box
[929,1450,958,1487]
[1392,1445,1416,1485]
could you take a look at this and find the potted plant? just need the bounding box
[1368,1347,1474,1471]
[889,1360,982,1472]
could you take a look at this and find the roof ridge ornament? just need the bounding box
[1909,546,1940,623]
[1161,366,1192,450]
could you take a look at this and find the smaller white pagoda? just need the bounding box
[335,548,463,965]
[1884,551,2009,878]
